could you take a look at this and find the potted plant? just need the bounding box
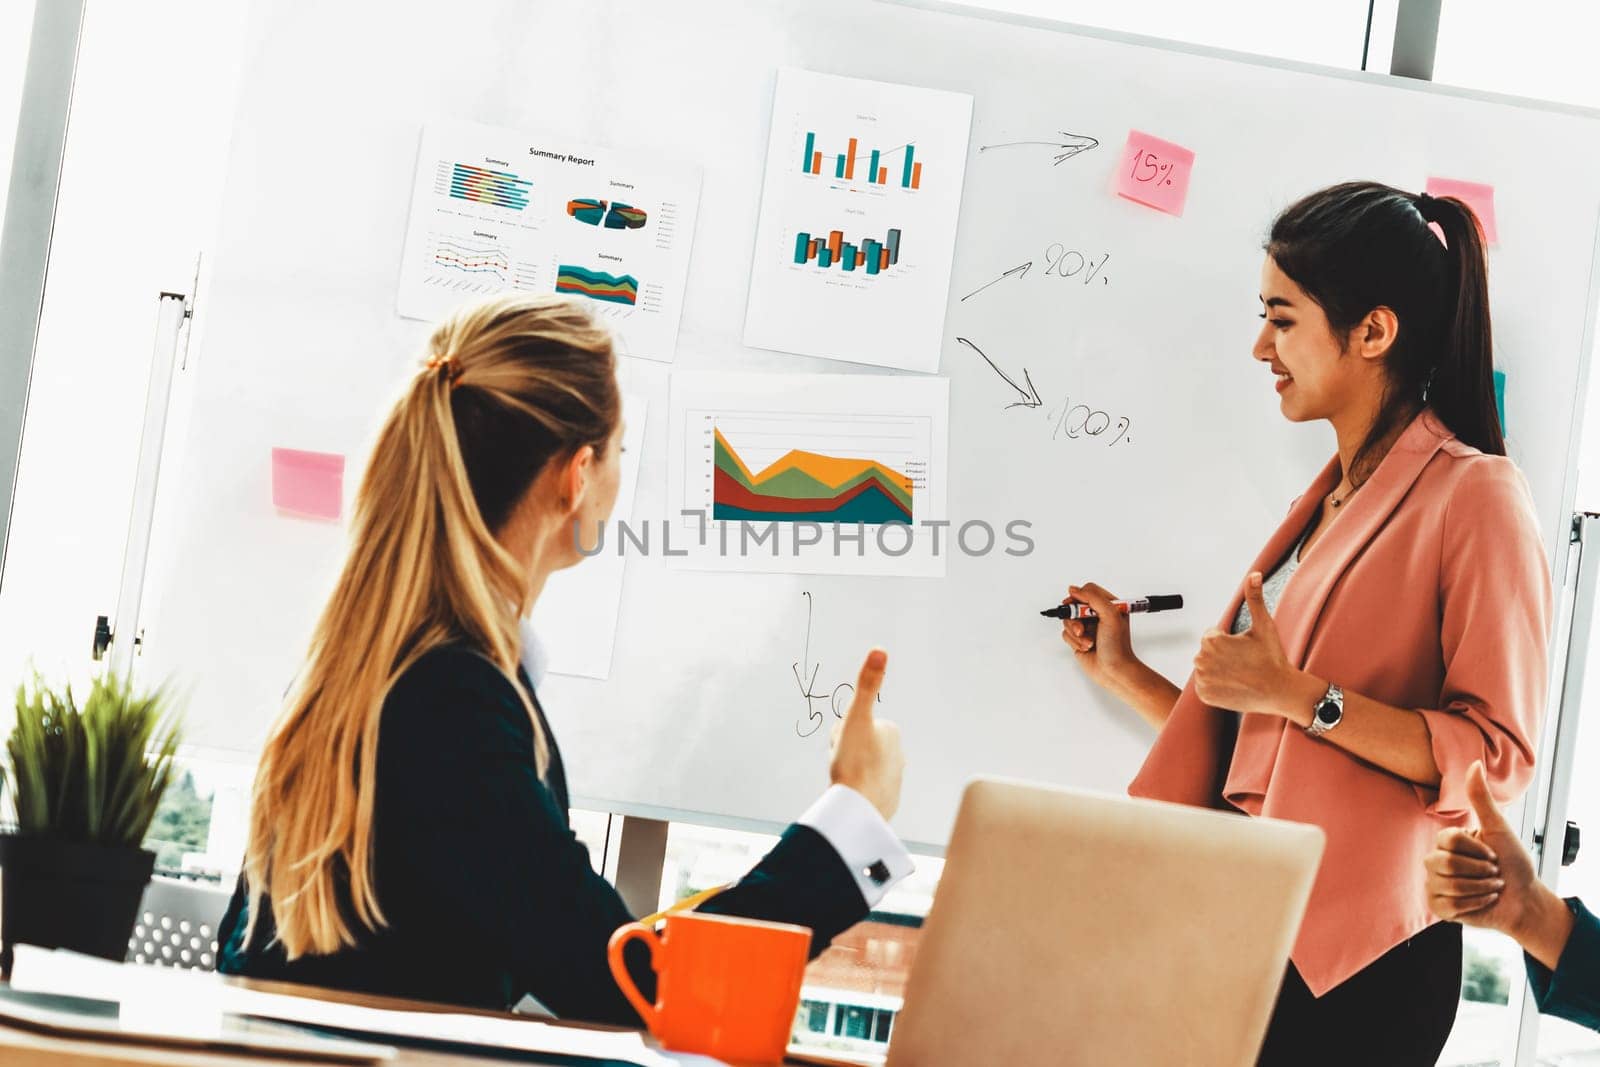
[0,672,179,977]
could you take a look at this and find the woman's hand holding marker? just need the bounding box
[1060,583,1141,694]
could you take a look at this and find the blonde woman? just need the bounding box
[216,296,911,1022]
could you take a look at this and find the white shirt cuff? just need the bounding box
[797,784,915,908]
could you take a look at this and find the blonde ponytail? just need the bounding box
[243,294,619,957]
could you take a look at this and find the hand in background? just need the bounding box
[829,649,904,822]
[1426,761,1574,971]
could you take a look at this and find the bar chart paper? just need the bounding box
[743,70,973,372]
[396,121,702,362]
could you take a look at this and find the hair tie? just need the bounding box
[1414,191,1439,222]
[425,352,464,386]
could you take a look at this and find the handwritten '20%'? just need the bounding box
[1042,243,1111,286]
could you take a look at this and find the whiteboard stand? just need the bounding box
[613,816,669,916]
[1512,511,1600,1063]
[93,290,191,676]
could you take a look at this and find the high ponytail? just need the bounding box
[1267,181,1505,486]
[1416,192,1504,457]
[243,294,619,958]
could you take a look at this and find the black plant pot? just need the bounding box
[0,833,155,979]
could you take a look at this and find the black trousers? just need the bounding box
[1256,921,1462,1066]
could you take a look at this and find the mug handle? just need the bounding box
[607,922,663,1031]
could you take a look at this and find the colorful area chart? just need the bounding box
[712,428,913,524]
[566,198,649,229]
[556,264,640,305]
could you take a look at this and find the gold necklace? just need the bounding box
[1329,479,1359,508]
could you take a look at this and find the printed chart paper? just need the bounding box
[397,122,702,361]
[743,70,973,372]
[529,395,647,679]
[667,372,950,577]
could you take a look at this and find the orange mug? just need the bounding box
[607,911,812,1063]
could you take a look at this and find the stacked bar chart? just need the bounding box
[792,227,903,274]
[441,161,533,210]
[801,132,923,189]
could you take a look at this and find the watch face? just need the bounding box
[1316,702,1340,725]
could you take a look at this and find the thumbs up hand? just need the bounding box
[829,649,905,822]
[1426,763,1579,970]
[1424,761,1524,933]
[1191,573,1300,717]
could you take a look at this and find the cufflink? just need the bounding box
[865,860,891,886]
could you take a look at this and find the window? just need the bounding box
[800,998,830,1034]
[0,1,35,240]
[1434,2,1600,111]
[954,0,1376,70]
[0,0,248,705]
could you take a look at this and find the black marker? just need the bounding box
[1040,594,1183,621]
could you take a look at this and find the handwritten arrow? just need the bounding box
[960,260,1032,303]
[956,337,1043,409]
[978,132,1100,165]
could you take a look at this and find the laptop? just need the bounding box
[882,778,1324,1066]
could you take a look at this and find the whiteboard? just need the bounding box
[140,0,1600,848]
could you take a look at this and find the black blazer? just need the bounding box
[217,644,869,1024]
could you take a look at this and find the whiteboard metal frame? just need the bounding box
[0,0,85,591]
[107,291,192,678]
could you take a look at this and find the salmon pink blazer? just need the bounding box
[1129,410,1551,996]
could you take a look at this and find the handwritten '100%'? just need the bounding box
[1050,396,1133,446]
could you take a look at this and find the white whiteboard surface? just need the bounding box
[140,0,1600,848]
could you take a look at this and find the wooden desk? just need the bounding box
[0,974,859,1067]
[0,974,645,1067]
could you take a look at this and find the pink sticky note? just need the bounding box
[1426,177,1498,245]
[271,448,344,521]
[1116,130,1195,217]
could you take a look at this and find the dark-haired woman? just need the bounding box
[1061,183,1551,1064]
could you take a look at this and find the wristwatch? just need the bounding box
[1305,682,1344,738]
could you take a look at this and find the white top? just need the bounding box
[1231,527,1311,635]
